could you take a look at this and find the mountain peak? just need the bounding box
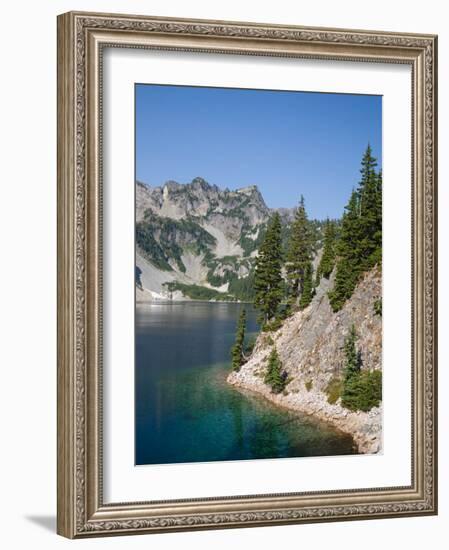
[237,184,259,195]
[191,176,209,186]
[235,184,267,209]
[137,177,270,226]
[190,177,221,193]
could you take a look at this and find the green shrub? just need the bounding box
[305,380,313,392]
[263,335,274,347]
[326,377,343,404]
[341,369,382,412]
[262,317,284,332]
[374,299,382,316]
[339,325,382,412]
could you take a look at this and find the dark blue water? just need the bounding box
[135,301,355,465]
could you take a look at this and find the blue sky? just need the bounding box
[136,84,382,220]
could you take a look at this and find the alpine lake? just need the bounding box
[136,301,356,465]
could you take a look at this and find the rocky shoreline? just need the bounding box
[227,367,382,454]
[227,268,383,455]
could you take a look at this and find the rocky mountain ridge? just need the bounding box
[136,177,283,301]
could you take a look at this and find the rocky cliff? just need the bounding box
[136,177,271,301]
[227,267,382,453]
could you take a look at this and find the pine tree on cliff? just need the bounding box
[341,324,382,412]
[231,308,246,371]
[315,218,336,284]
[286,196,312,301]
[343,325,360,379]
[299,261,314,309]
[328,189,362,311]
[341,325,362,409]
[264,347,286,394]
[254,212,283,324]
[328,145,382,312]
[358,145,382,269]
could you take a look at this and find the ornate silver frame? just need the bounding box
[57,11,438,538]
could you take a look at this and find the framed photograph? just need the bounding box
[57,11,438,538]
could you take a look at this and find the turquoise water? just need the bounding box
[135,301,355,465]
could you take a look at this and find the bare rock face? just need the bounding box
[137,178,269,228]
[135,178,271,299]
[228,268,382,454]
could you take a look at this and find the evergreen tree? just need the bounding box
[340,324,382,412]
[371,169,383,266]
[328,190,362,311]
[264,347,286,393]
[358,147,382,269]
[341,325,362,409]
[315,219,336,284]
[254,212,283,324]
[231,308,246,371]
[299,261,314,309]
[343,325,361,380]
[286,196,312,301]
[328,145,382,312]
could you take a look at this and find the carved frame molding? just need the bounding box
[57,11,437,538]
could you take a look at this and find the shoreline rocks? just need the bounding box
[227,268,383,455]
[228,369,382,453]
